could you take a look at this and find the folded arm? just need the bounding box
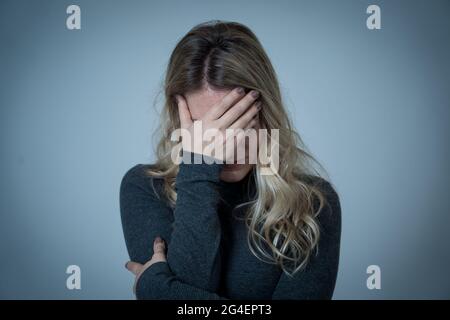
[120,155,225,295]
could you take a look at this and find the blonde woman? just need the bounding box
[121,20,341,300]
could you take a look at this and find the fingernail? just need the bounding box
[155,236,162,243]
[236,87,244,95]
[251,90,260,98]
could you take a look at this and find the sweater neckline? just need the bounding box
[217,170,256,204]
[218,169,252,188]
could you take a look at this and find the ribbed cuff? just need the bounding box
[177,152,224,183]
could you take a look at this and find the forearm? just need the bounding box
[136,262,229,300]
[120,156,225,296]
[166,152,225,291]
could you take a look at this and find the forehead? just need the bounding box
[184,87,232,120]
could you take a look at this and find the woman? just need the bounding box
[120,20,341,300]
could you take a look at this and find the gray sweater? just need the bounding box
[120,155,341,300]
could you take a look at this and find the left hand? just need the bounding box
[125,236,167,295]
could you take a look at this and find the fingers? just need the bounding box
[176,94,193,129]
[125,261,143,276]
[204,87,246,120]
[153,236,166,255]
[244,113,259,130]
[125,236,166,277]
[218,90,260,129]
[229,100,261,130]
[149,236,167,264]
[237,114,259,146]
[126,237,168,297]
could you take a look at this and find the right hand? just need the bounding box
[175,87,261,164]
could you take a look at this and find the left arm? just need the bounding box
[271,179,342,299]
[126,236,229,300]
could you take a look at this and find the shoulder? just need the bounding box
[297,174,340,204]
[299,174,342,234]
[120,164,165,199]
[310,175,340,210]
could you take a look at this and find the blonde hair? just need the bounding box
[147,20,332,276]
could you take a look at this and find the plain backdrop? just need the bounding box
[0,0,449,299]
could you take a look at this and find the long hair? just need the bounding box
[147,20,331,276]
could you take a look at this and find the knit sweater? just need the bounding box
[120,154,341,300]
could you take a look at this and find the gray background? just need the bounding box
[1,0,449,299]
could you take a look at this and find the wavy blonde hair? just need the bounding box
[146,20,331,276]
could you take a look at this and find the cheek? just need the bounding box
[188,107,209,120]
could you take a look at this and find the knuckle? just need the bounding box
[152,253,164,260]
[247,107,257,118]
[239,102,248,112]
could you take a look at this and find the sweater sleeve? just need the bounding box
[135,261,229,300]
[168,152,225,291]
[271,178,342,300]
[120,152,225,295]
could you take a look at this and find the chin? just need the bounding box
[220,164,253,182]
